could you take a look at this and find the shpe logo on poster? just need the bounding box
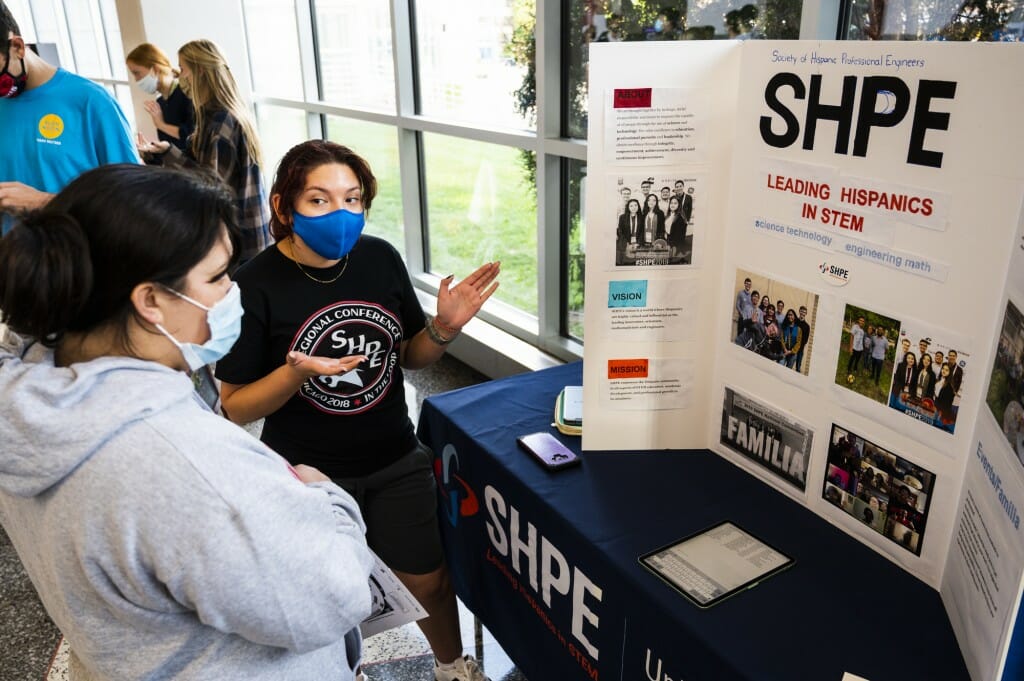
[435,444,479,527]
[818,261,850,286]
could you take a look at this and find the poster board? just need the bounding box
[583,41,740,452]
[583,40,1024,681]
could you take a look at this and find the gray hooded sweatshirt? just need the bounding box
[0,333,374,680]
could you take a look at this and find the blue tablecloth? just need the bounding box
[417,362,969,681]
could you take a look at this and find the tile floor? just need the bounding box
[0,354,528,681]
[46,603,526,681]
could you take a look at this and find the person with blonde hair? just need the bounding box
[125,42,194,151]
[138,39,270,263]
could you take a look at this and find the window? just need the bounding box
[422,134,537,312]
[236,2,959,360]
[314,0,395,111]
[844,0,1024,40]
[414,0,533,130]
[5,0,34,38]
[242,0,304,100]
[242,0,554,355]
[62,0,109,79]
[325,117,404,256]
[565,159,586,340]
[255,104,310,184]
[565,1,804,140]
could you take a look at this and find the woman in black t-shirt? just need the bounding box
[216,140,500,681]
[126,43,194,151]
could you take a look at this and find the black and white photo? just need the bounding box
[612,174,699,267]
[721,387,813,491]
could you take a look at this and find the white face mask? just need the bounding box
[156,283,243,372]
[135,71,159,95]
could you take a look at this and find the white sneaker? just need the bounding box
[434,654,490,681]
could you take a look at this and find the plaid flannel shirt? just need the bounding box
[163,109,272,263]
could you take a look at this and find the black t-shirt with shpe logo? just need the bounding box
[216,236,426,478]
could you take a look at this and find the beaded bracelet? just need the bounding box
[425,316,456,345]
[432,316,461,337]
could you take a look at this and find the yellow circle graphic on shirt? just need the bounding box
[38,114,65,139]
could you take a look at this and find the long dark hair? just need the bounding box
[642,193,662,216]
[0,164,239,349]
[269,139,378,241]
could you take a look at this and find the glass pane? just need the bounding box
[242,0,304,99]
[565,1,803,139]
[98,0,126,80]
[423,133,537,314]
[415,0,534,130]
[325,116,404,258]
[63,0,109,78]
[315,0,395,111]
[846,0,1024,40]
[255,105,309,187]
[29,2,76,72]
[6,0,35,41]
[566,159,586,341]
[113,83,135,131]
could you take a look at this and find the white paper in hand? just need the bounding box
[359,551,427,639]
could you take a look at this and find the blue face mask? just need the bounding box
[292,208,365,260]
[156,283,243,371]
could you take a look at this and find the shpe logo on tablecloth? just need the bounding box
[435,444,479,527]
[818,261,851,286]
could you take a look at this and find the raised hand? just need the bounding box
[142,100,166,127]
[435,261,501,331]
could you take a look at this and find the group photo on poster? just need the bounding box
[890,321,970,435]
[824,425,936,556]
[612,173,698,267]
[720,387,813,491]
[986,300,1024,467]
[731,268,818,376]
[835,304,901,401]
[835,305,970,435]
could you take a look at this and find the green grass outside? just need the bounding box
[422,134,537,314]
[325,118,405,257]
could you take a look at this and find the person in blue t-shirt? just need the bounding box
[0,2,138,230]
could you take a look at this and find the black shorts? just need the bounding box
[332,441,443,575]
